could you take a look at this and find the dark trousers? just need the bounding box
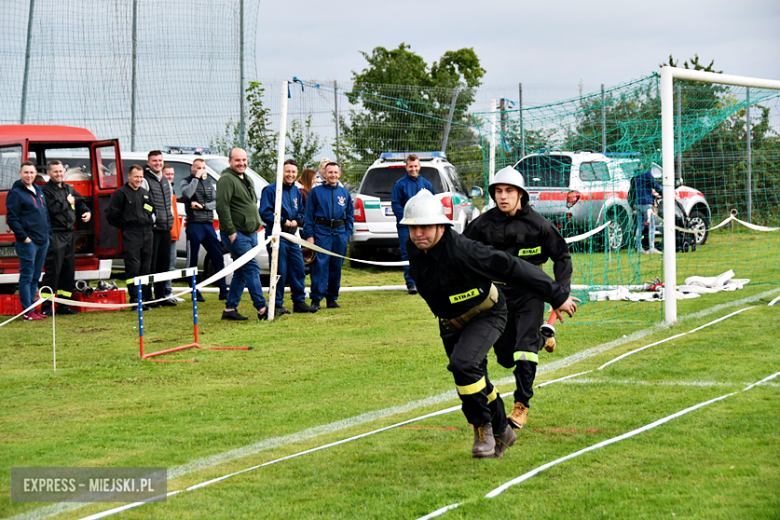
[310,232,348,302]
[150,230,172,299]
[397,225,414,286]
[494,291,545,407]
[123,228,153,301]
[265,238,306,307]
[186,222,226,291]
[41,231,76,298]
[439,296,509,431]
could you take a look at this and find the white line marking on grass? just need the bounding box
[416,503,461,519]
[557,378,780,388]
[9,288,779,520]
[536,370,593,388]
[416,370,780,518]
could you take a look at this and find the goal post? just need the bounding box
[661,67,780,324]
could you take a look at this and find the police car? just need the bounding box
[350,152,481,263]
[513,151,711,250]
[116,147,271,277]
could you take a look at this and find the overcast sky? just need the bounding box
[255,0,780,90]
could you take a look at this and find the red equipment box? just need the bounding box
[0,295,41,316]
[70,290,126,312]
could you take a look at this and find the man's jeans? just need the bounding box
[16,239,50,311]
[220,231,266,312]
[635,204,655,251]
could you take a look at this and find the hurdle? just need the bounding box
[134,267,252,362]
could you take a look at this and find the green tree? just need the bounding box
[245,81,278,179]
[340,43,486,179]
[286,115,323,170]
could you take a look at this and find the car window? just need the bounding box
[0,145,23,190]
[517,155,572,188]
[580,163,596,182]
[162,161,192,197]
[593,162,611,181]
[446,166,467,194]
[359,166,444,200]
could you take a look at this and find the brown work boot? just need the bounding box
[544,337,557,353]
[493,425,518,458]
[508,402,529,429]
[472,423,495,458]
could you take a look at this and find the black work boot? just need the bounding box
[326,299,340,309]
[493,425,517,458]
[472,423,495,458]
[293,301,317,313]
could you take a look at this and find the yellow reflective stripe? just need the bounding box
[449,288,480,304]
[125,278,134,285]
[518,246,541,256]
[143,204,153,212]
[58,290,72,297]
[486,387,498,404]
[456,377,486,395]
[514,351,539,364]
[40,291,54,298]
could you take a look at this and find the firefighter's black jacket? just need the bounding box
[107,183,155,230]
[464,197,572,297]
[407,226,568,320]
[42,180,90,232]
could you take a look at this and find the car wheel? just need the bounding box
[605,209,629,252]
[689,210,709,246]
[349,245,369,268]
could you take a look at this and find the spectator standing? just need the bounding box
[161,164,184,302]
[180,158,228,302]
[259,159,316,314]
[630,167,663,254]
[6,161,51,321]
[390,154,434,295]
[298,168,316,208]
[142,151,176,307]
[313,157,331,188]
[40,160,91,316]
[106,165,154,311]
[215,148,268,321]
[302,162,353,311]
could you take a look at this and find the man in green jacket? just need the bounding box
[215,148,268,321]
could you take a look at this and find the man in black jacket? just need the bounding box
[179,158,227,301]
[141,150,176,307]
[404,190,577,458]
[40,161,91,316]
[107,165,154,309]
[464,166,573,431]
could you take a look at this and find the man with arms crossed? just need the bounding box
[142,151,176,307]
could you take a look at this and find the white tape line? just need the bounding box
[770,295,780,307]
[0,297,47,328]
[11,288,780,520]
[280,232,408,267]
[555,378,780,388]
[195,236,272,290]
[484,370,780,499]
[536,370,594,388]
[597,332,688,370]
[686,306,755,333]
[733,217,780,232]
[564,221,611,244]
[415,504,461,520]
[75,491,182,520]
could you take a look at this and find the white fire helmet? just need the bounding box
[399,190,453,226]
[488,166,528,202]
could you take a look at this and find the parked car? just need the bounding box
[513,151,711,251]
[119,147,271,276]
[349,152,481,264]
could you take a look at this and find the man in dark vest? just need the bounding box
[142,150,176,307]
[180,158,227,302]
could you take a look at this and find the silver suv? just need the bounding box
[513,151,711,250]
[350,152,480,263]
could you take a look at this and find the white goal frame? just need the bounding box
[661,67,780,324]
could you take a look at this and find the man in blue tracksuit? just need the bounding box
[629,167,663,254]
[391,154,434,295]
[302,162,354,311]
[6,161,51,320]
[259,159,316,315]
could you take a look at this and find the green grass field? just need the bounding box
[1,235,779,520]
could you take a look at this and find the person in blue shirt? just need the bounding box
[302,162,354,311]
[629,166,663,254]
[259,159,316,315]
[6,161,51,321]
[391,154,434,295]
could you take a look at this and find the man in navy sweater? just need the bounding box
[630,167,663,254]
[5,161,51,321]
[391,154,434,295]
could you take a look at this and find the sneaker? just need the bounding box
[472,423,495,458]
[310,300,321,312]
[293,301,317,313]
[159,299,177,307]
[638,249,649,255]
[218,288,228,301]
[195,291,206,303]
[508,402,529,429]
[222,309,248,321]
[326,299,340,309]
[407,284,418,295]
[493,425,518,458]
[147,302,162,309]
[171,296,186,303]
[274,305,291,316]
[648,247,662,254]
[23,312,45,321]
[257,307,269,321]
[543,337,557,353]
